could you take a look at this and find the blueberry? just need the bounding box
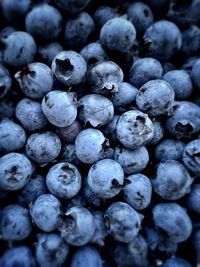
[100,17,136,53]
[65,193,86,210]
[191,60,200,91]
[38,42,63,65]
[57,120,82,143]
[116,110,154,149]
[111,82,138,113]
[16,98,47,131]
[91,211,108,246]
[152,203,192,243]
[56,0,90,14]
[18,174,47,207]
[64,12,95,50]
[46,162,82,199]
[79,94,114,127]
[0,204,32,241]
[94,5,118,28]
[163,70,193,100]
[123,174,152,210]
[143,20,182,62]
[0,63,12,98]
[61,144,81,167]
[102,115,120,143]
[87,61,124,95]
[25,132,61,164]
[129,57,163,89]
[181,25,200,57]
[70,246,103,267]
[35,233,69,267]
[59,206,95,246]
[15,62,53,99]
[80,42,108,66]
[114,146,149,174]
[0,246,36,267]
[2,31,36,68]
[25,4,62,40]
[0,118,26,153]
[162,257,192,267]
[0,152,32,191]
[82,178,103,208]
[165,101,200,139]
[136,79,175,116]
[155,139,184,162]
[127,2,154,33]
[30,194,62,232]
[88,159,124,199]
[186,184,200,214]
[0,97,15,119]
[51,51,87,86]
[149,119,165,145]
[182,56,200,73]
[182,139,200,176]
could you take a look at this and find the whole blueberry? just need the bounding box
[91,211,108,246]
[116,110,154,149]
[51,51,87,86]
[57,120,82,143]
[192,60,200,91]
[38,42,63,65]
[36,233,69,267]
[56,0,90,14]
[94,5,118,28]
[0,63,12,98]
[15,62,53,99]
[25,132,61,164]
[162,257,192,267]
[186,184,200,214]
[149,119,165,145]
[59,206,95,246]
[136,79,175,116]
[0,119,26,153]
[42,90,77,127]
[46,162,82,199]
[104,202,143,243]
[0,204,32,241]
[100,17,136,53]
[0,152,32,191]
[79,94,114,127]
[123,174,152,210]
[129,57,163,88]
[30,194,62,232]
[2,31,36,68]
[88,159,124,199]
[25,4,62,40]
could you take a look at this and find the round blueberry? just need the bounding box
[94,5,118,28]
[57,120,82,143]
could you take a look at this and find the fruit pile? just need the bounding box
[0,0,200,266]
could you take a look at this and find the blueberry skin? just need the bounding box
[57,120,82,143]
[59,206,95,246]
[0,204,32,241]
[162,257,192,267]
[153,160,193,200]
[136,79,175,116]
[18,174,47,207]
[152,203,192,243]
[123,174,152,210]
[0,119,26,153]
[51,51,87,86]
[61,144,81,167]
[100,17,136,53]
[102,115,120,143]
[163,70,193,100]
[192,60,200,91]
[111,235,149,267]
[182,139,200,176]
[111,82,138,113]
[186,184,200,214]
[104,202,143,243]
[0,26,16,39]
[91,211,108,246]
[0,246,36,267]
[75,128,106,164]
[30,194,62,232]
[64,12,95,50]
[2,31,36,68]
[181,25,200,57]
[0,63,12,98]
[82,178,103,208]
[0,97,16,119]
[143,20,182,62]
[165,101,200,139]
[127,2,154,33]
[114,146,149,175]
[70,246,103,267]
[38,42,63,65]
[25,4,62,40]
[36,233,69,267]
[16,98,47,131]
[149,119,165,145]
[193,230,200,263]
[182,56,200,73]
[129,57,163,89]
[87,61,124,95]
[88,159,124,199]
[46,162,82,199]
[15,62,53,99]
[116,110,154,149]
[79,94,114,127]
[56,0,90,14]
[155,139,184,162]
[0,152,32,191]
[94,5,118,28]
[25,132,61,164]
[80,42,108,66]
